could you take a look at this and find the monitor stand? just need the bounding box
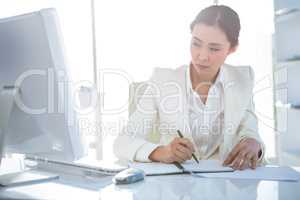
[0,86,59,187]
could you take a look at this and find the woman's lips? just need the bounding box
[196,64,210,69]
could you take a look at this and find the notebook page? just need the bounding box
[129,162,182,175]
[182,159,234,173]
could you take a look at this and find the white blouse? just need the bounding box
[186,65,225,159]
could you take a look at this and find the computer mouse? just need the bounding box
[113,168,145,185]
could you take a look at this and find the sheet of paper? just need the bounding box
[182,160,234,173]
[129,162,182,175]
[193,165,300,182]
[129,160,233,175]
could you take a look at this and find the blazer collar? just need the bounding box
[185,64,225,96]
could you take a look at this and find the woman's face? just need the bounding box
[190,23,237,78]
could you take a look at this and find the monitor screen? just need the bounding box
[0,8,85,162]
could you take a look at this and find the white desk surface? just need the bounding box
[1,169,300,200]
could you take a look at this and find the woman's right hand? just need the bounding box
[149,137,195,163]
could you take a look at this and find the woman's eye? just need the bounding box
[192,42,201,47]
[210,48,220,52]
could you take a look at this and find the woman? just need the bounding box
[114,5,265,170]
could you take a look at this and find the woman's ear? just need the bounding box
[227,44,239,55]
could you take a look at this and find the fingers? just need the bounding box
[170,138,194,163]
[240,159,250,170]
[223,138,261,170]
[231,150,247,170]
[177,138,195,153]
[250,153,258,169]
[173,146,191,162]
[243,152,258,170]
[223,143,241,166]
[244,153,253,170]
[176,144,192,160]
[229,151,258,170]
[173,149,186,163]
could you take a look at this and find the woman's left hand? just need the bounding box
[223,138,261,170]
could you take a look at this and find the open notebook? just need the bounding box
[129,160,234,176]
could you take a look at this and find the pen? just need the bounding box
[177,130,199,163]
[173,161,184,170]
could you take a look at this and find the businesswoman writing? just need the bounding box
[114,5,265,170]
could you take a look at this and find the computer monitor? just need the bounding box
[0,8,85,164]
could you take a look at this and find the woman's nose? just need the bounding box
[198,48,209,62]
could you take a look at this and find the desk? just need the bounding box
[0,168,300,200]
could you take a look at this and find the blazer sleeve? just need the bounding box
[113,76,160,162]
[235,67,266,163]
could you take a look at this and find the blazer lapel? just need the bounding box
[174,66,192,139]
[221,66,253,158]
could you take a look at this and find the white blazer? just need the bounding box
[114,64,265,162]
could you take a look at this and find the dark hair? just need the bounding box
[190,5,240,47]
